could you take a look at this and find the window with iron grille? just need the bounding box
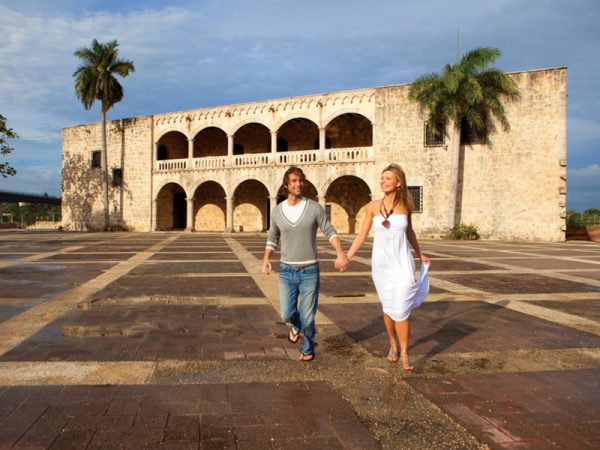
[112,168,123,187]
[460,117,487,145]
[91,151,101,169]
[408,186,423,213]
[425,121,445,146]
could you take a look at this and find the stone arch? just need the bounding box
[192,126,227,158]
[193,181,226,231]
[324,112,373,149]
[323,109,373,128]
[233,122,271,155]
[190,123,228,138]
[153,179,192,200]
[156,182,187,230]
[230,118,271,135]
[156,130,188,160]
[325,175,372,234]
[233,179,270,232]
[276,117,319,151]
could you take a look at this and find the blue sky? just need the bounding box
[0,0,599,210]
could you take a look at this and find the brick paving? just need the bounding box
[0,382,378,449]
[406,370,600,448]
[1,305,293,362]
[0,231,598,449]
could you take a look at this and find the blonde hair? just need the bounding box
[382,164,414,213]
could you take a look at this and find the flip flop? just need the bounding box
[298,352,314,362]
[288,326,300,344]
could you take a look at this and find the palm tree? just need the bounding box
[73,39,135,230]
[409,47,519,230]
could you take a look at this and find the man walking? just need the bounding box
[262,166,349,361]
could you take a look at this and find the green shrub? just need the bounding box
[449,222,480,240]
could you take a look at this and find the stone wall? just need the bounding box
[62,116,153,231]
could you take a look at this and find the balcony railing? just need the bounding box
[157,159,187,171]
[194,156,227,169]
[155,147,372,172]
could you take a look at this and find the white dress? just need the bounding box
[371,214,429,321]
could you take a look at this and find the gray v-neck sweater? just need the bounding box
[266,199,338,266]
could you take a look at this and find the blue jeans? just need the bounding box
[279,262,320,355]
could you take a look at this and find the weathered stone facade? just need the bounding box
[62,67,567,241]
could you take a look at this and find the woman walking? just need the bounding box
[347,164,431,370]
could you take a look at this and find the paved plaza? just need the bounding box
[0,230,598,449]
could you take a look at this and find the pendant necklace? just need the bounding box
[380,198,397,229]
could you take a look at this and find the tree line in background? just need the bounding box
[567,209,600,226]
[0,201,61,227]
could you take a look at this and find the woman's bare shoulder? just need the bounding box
[366,200,380,214]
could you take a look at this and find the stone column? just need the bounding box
[152,199,158,231]
[227,134,234,167]
[225,196,234,232]
[187,138,194,169]
[270,130,278,164]
[185,197,195,232]
[319,127,326,162]
[318,195,326,207]
[270,196,278,208]
[153,143,159,171]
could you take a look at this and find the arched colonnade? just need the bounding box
[155,113,373,168]
[153,174,372,234]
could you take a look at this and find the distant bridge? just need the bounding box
[0,190,61,205]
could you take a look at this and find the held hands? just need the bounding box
[334,254,349,273]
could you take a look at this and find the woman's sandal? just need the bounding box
[298,352,314,362]
[400,349,415,371]
[387,344,399,363]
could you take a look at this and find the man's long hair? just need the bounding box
[282,166,306,192]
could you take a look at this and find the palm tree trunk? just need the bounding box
[101,109,109,230]
[447,121,461,230]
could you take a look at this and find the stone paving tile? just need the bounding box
[435,272,598,294]
[320,301,600,357]
[0,382,378,449]
[493,258,600,270]
[0,305,293,362]
[0,304,33,324]
[94,274,264,298]
[0,254,30,261]
[320,275,447,296]
[150,252,235,261]
[0,263,115,299]
[40,252,136,261]
[406,369,600,449]
[427,249,522,258]
[426,259,501,272]
[559,270,600,281]
[0,246,62,253]
[529,299,600,322]
[130,262,247,275]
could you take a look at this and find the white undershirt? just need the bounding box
[281,198,307,224]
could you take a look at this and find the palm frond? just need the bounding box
[460,47,500,74]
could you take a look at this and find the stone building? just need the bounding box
[61,67,567,241]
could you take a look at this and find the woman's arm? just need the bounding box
[406,214,431,265]
[347,201,375,260]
